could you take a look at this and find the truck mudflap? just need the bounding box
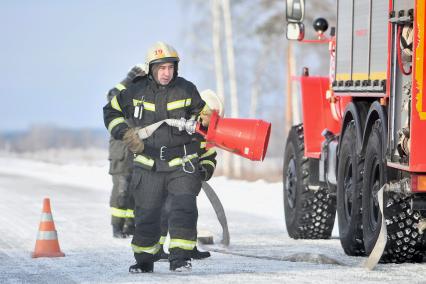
[363,184,387,270]
[363,179,426,269]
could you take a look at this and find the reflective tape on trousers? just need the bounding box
[37,230,58,240]
[131,243,161,254]
[111,207,128,218]
[126,209,134,218]
[169,239,196,250]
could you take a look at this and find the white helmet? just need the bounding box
[143,41,180,74]
[200,89,224,117]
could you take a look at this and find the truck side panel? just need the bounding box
[370,0,389,80]
[336,0,353,81]
[335,0,389,88]
[411,0,426,172]
[300,77,341,158]
[353,0,370,81]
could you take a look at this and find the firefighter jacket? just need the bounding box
[108,137,133,175]
[106,80,135,176]
[103,76,208,172]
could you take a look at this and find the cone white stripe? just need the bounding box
[37,231,58,240]
[40,213,53,222]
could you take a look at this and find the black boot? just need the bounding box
[191,246,211,259]
[154,245,169,262]
[160,249,169,260]
[112,224,128,239]
[129,262,154,273]
[170,259,192,272]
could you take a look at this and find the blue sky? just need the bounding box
[0,0,202,132]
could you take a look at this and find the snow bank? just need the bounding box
[0,154,110,191]
[0,153,282,221]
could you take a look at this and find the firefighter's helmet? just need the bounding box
[401,24,414,58]
[200,89,224,117]
[144,42,180,74]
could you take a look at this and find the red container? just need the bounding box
[197,111,271,161]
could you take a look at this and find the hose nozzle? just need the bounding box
[165,118,197,135]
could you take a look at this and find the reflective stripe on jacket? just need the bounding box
[103,76,206,172]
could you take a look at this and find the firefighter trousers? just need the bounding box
[130,166,201,263]
[110,174,133,227]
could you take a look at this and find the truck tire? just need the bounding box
[362,120,423,263]
[283,124,336,239]
[336,121,365,256]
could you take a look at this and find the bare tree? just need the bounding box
[211,0,225,104]
[211,0,232,176]
[221,0,242,178]
[180,0,337,180]
[249,40,273,118]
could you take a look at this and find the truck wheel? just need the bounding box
[336,122,365,256]
[362,120,423,263]
[380,194,424,263]
[283,124,336,239]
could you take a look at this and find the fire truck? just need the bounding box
[283,0,426,263]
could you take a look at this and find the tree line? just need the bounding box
[0,126,108,152]
[180,0,336,178]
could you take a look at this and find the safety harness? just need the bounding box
[133,118,202,173]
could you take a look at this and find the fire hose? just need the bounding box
[202,181,230,246]
[136,118,231,246]
[136,118,197,139]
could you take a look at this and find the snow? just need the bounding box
[0,153,426,283]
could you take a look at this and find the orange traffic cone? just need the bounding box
[197,111,271,161]
[32,198,65,258]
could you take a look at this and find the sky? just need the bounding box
[0,0,203,132]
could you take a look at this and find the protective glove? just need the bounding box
[199,164,214,181]
[127,64,146,80]
[123,128,145,154]
[199,107,213,127]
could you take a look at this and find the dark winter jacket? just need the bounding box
[108,137,133,175]
[103,76,209,172]
[106,69,143,175]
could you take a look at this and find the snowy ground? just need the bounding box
[1,153,426,283]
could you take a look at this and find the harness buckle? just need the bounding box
[182,157,196,174]
[181,144,196,174]
[160,146,167,161]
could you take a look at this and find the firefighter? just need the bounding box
[107,137,134,238]
[106,65,172,257]
[103,42,214,272]
[107,65,213,259]
[106,65,143,238]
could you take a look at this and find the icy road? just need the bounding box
[1,156,426,283]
